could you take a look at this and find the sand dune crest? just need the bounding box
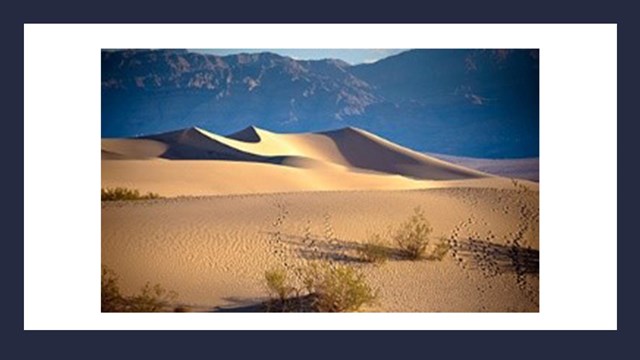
[102,125,490,181]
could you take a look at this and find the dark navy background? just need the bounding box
[11,0,633,359]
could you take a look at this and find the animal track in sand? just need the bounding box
[447,183,539,308]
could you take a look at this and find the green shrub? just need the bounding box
[265,268,295,302]
[264,208,378,312]
[311,264,378,312]
[265,263,377,312]
[358,234,392,264]
[101,187,160,201]
[394,207,433,260]
[101,266,177,312]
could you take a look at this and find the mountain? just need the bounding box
[102,49,539,158]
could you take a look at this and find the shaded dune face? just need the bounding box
[317,127,486,180]
[225,126,262,143]
[145,128,272,162]
[101,126,489,180]
[101,139,169,159]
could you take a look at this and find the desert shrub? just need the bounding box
[357,234,392,264]
[265,268,295,302]
[310,264,378,312]
[394,207,433,260]
[101,265,178,312]
[101,187,160,201]
[264,205,378,312]
[426,239,451,261]
[265,263,377,312]
[101,266,125,312]
[125,282,178,312]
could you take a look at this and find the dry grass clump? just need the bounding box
[394,207,433,260]
[101,266,178,312]
[264,263,377,312]
[306,263,378,312]
[358,207,451,262]
[427,240,451,261]
[265,268,296,303]
[101,187,160,201]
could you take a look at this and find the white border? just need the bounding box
[24,24,617,330]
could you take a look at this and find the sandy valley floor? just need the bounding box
[102,182,538,312]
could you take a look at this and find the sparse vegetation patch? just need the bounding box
[394,207,433,260]
[264,262,377,312]
[101,187,160,201]
[101,266,178,312]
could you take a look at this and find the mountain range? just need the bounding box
[102,49,539,158]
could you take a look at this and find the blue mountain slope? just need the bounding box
[102,49,538,158]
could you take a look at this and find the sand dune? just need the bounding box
[102,158,534,197]
[102,126,501,196]
[103,126,489,182]
[102,159,439,197]
[102,138,169,159]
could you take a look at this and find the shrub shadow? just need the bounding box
[454,238,539,276]
[263,231,410,264]
[212,295,319,312]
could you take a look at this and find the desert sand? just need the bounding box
[102,126,539,312]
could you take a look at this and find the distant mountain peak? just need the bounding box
[308,58,351,68]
